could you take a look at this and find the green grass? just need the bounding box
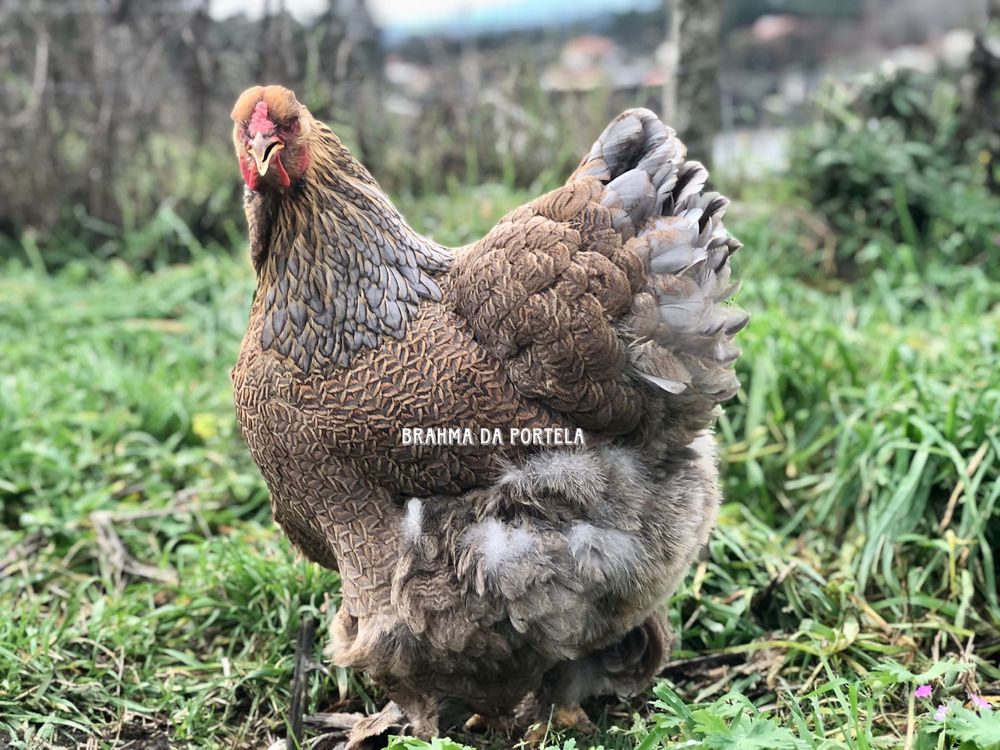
[1,183,998,749]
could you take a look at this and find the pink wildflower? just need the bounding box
[970,694,992,711]
[915,684,933,699]
[934,704,948,721]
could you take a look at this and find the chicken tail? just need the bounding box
[574,109,748,403]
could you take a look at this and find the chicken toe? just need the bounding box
[523,705,597,745]
[344,701,406,750]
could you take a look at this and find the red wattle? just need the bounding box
[240,155,260,191]
[239,152,289,191]
[273,152,291,188]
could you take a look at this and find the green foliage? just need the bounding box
[385,737,476,750]
[938,705,1000,749]
[354,67,608,199]
[789,66,1000,277]
[639,681,1000,750]
[641,684,809,748]
[0,139,244,273]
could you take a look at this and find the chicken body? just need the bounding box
[230,86,746,745]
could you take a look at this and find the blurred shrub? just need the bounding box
[789,64,1000,277]
[0,141,245,273]
[0,0,655,270]
[364,85,629,199]
[0,0,381,271]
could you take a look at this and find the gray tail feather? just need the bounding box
[575,108,748,403]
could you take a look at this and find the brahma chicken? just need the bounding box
[230,85,747,747]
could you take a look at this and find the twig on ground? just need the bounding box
[303,713,364,730]
[659,651,745,675]
[938,441,989,531]
[290,614,318,747]
[0,530,45,579]
[87,491,205,589]
[90,510,180,590]
[903,687,916,750]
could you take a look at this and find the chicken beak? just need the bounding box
[250,132,284,176]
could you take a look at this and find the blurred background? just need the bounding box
[1,1,999,748]
[0,0,996,272]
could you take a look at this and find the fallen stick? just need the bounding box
[290,614,318,747]
[0,530,45,579]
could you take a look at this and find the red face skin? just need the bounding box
[238,101,297,192]
[239,149,291,191]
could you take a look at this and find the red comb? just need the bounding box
[249,101,276,135]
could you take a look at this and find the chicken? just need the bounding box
[229,85,747,746]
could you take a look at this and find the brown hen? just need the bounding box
[230,85,747,747]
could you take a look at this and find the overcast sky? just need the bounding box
[209,0,521,27]
[208,0,658,34]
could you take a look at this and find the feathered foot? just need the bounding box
[553,706,597,735]
[343,701,406,750]
[464,712,518,735]
[523,705,597,746]
[343,693,440,750]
